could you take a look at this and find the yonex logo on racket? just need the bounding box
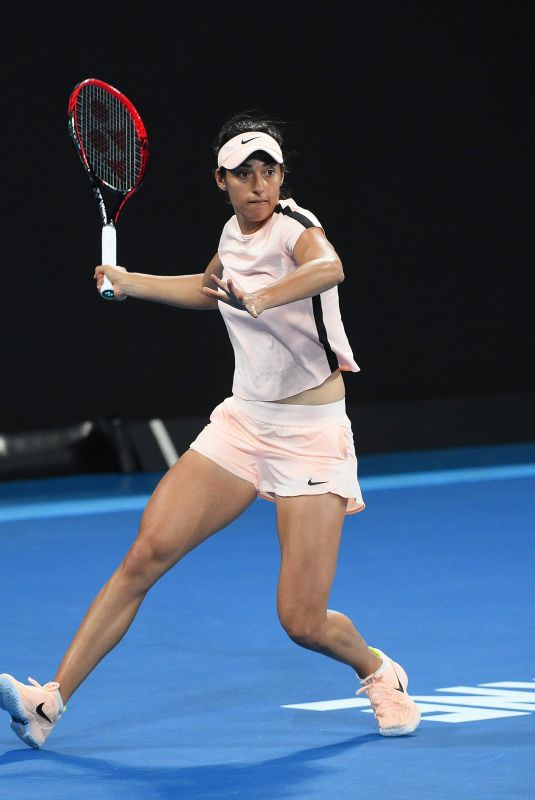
[68,78,148,198]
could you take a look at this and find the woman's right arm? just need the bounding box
[94,253,224,310]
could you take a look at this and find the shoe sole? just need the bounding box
[379,708,421,737]
[11,720,40,749]
[0,675,41,749]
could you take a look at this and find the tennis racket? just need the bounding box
[68,78,149,299]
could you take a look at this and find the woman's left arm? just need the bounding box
[203,228,344,317]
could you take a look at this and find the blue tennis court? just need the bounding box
[0,443,533,799]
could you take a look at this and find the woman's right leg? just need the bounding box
[54,449,257,702]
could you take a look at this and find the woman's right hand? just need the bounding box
[94,264,128,301]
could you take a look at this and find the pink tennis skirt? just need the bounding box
[190,395,365,515]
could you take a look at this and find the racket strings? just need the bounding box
[76,83,142,191]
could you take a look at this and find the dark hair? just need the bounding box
[214,109,292,199]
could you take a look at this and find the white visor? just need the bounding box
[217,131,284,169]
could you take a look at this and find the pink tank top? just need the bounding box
[218,198,360,401]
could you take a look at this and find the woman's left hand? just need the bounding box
[203,274,262,318]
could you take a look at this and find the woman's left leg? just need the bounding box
[275,492,380,679]
[276,491,422,736]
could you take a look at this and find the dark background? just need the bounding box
[1,2,533,455]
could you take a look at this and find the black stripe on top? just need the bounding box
[274,202,317,230]
[275,203,339,373]
[312,295,339,372]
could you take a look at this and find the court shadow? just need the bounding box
[0,733,380,799]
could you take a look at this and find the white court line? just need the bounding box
[0,495,150,522]
[0,463,533,522]
[360,462,535,490]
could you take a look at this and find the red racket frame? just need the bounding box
[68,78,149,224]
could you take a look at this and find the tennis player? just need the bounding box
[0,111,420,748]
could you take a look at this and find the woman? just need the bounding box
[0,111,420,748]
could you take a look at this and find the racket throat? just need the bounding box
[92,183,110,226]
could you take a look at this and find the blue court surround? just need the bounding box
[0,443,533,800]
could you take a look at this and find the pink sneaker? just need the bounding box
[0,674,64,749]
[356,647,421,736]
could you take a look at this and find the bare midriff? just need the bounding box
[272,369,345,405]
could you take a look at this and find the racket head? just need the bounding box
[68,78,149,221]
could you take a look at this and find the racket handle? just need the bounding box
[101,224,117,300]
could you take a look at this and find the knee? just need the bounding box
[120,536,167,588]
[278,604,324,648]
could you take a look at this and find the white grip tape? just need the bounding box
[101,225,116,299]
